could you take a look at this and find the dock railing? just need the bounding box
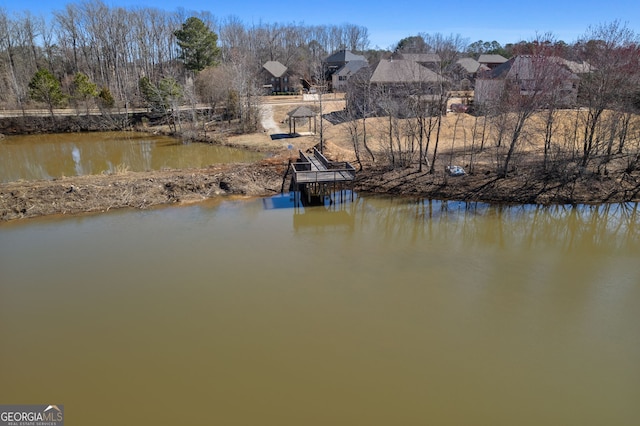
[290,149,356,184]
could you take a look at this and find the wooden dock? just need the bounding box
[286,148,356,205]
[290,148,356,185]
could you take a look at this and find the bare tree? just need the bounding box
[195,65,232,114]
[227,50,261,133]
[54,4,82,74]
[343,65,376,168]
[483,40,577,177]
[576,21,639,168]
[0,11,27,108]
[416,33,467,174]
[343,23,370,51]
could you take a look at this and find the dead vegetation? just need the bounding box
[0,161,287,221]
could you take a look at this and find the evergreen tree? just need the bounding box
[395,35,428,53]
[98,87,115,109]
[28,68,66,118]
[139,76,160,109]
[174,17,221,72]
[72,72,98,114]
[139,76,183,111]
[139,76,183,131]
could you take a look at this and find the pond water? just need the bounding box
[0,131,265,182]
[1,195,639,425]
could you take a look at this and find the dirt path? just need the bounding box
[260,104,282,134]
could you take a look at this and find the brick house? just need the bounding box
[262,61,296,94]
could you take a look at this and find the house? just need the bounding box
[478,54,508,70]
[474,55,580,108]
[325,49,367,72]
[345,58,447,116]
[323,50,368,90]
[453,57,489,89]
[369,59,442,91]
[261,61,295,94]
[369,59,445,115]
[393,54,488,90]
[331,60,369,92]
[456,57,488,77]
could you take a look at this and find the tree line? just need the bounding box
[0,0,369,116]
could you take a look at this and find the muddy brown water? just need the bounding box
[0,131,265,182]
[1,195,639,425]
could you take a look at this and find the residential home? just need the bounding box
[323,50,368,90]
[454,57,489,89]
[456,57,488,77]
[474,55,580,108]
[261,60,295,94]
[370,59,442,91]
[325,49,367,72]
[331,60,369,92]
[478,54,508,70]
[369,59,445,115]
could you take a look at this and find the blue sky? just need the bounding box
[5,0,639,49]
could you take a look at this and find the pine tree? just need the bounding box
[98,87,115,109]
[174,17,221,72]
[73,72,98,114]
[28,69,66,118]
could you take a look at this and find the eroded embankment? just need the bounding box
[4,158,640,222]
[0,161,286,221]
[353,164,640,205]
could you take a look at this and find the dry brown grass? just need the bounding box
[218,96,639,183]
[321,108,640,169]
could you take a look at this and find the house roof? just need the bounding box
[483,55,579,81]
[399,53,441,63]
[478,54,508,64]
[456,57,484,73]
[325,50,367,64]
[263,61,287,78]
[485,57,514,79]
[288,106,316,118]
[556,58,592,74]
[370,59,441,84]
[334,60,369,77]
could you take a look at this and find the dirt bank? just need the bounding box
[353,163,640,205]
[3,153,640,222]
[0,159,287,222]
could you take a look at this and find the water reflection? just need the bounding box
[269,193,640,253]
[395,198,637,250]
[71,145,83,175]
[264,192,358,231]
[0,131,265,182]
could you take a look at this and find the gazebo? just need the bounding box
[287,106,317,135]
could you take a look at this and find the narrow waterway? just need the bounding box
[0,131,264,182]
[1,195,639,425]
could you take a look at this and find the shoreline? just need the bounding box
[355,164,640,205]
[0,160,286,222]
[3,157,640,222]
